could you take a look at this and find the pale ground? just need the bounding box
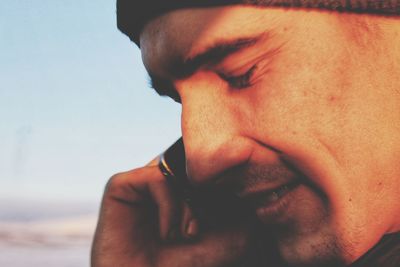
[0,200,98,267]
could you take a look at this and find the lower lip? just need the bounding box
[255,182,301,223]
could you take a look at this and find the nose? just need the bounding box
[177,72,255,185]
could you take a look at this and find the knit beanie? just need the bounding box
[117,0,400,46]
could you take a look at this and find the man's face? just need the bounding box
[140,6,400,266]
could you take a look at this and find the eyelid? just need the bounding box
[219,64,256,80]
[215,59,255,76]
[218,64,258,89]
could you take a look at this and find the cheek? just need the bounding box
[243,41,371,203]
[244,53,349,153]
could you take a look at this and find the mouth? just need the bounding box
[239,179,302,223]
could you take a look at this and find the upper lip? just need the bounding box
[236,179,300,207]
[237,181,290,199]
[211,162,304,205]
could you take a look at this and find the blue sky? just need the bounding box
[0,1,181,201]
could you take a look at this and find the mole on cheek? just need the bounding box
[327,95,341,104]
[329,96,337,102]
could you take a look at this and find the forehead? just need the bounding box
[140,6,282,78]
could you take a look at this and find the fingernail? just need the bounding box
[186,219,198,237]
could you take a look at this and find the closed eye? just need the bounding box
[219,65,257,89]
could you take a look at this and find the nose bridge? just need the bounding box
[178,74,254,185]
[181,83,231,151]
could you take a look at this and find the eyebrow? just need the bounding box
[179,35,263,76]
[148,34,265,99]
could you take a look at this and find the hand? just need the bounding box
[91,162,266,267]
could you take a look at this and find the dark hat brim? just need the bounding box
[117,0,400,47]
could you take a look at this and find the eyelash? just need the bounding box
[220,65,257,89]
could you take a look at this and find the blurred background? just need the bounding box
[0,1,180,266]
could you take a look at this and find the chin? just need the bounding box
[275,224,347,267]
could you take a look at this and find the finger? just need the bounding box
[180,201,199,239]
[148,177,181,241]
[92,166,164,265]
[146,155,161,167]
[147,155,191,241]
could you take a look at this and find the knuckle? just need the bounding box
[102,166,161,201]
[104,169,143,197]
[105,172,128,193]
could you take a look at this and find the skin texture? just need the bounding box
[92,6,400,267]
